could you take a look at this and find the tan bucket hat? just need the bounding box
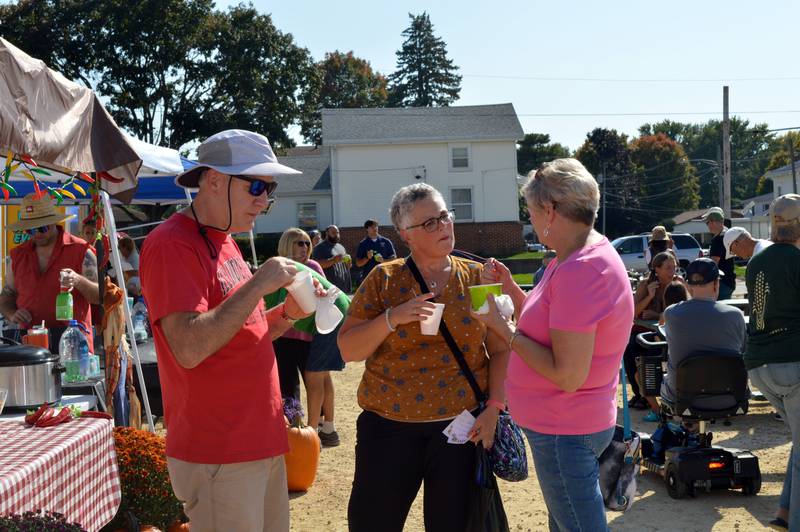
[7,193,75,231]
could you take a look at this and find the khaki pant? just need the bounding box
[167,456,289,532]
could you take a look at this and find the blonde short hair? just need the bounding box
[277,227,312,261]
[521,158,599,226]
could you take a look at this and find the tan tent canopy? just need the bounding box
[0,37,141,200]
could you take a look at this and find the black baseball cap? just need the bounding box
[685,258,725,285]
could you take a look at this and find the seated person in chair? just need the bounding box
[660,258,746,406]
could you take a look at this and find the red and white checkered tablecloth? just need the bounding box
[0,418,121,531]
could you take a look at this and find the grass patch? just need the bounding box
[501,251,544,260]
[735,265,746,278]
[512,273,533,285]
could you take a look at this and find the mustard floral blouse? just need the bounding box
[348,256,490,421]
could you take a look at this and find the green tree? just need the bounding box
[516,133,571,176]
[516,133,571,222]
[1,0,318,149]
[301,51,388,145]
[639,118,776,206]
[388,12,461,107]
[629,134,700,228]
[204,4,319,148]
[0,0,101,88]
[575,128,641,237]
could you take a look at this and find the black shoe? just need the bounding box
[775,413,784,422]
[628,396,647,410]
[768,517,788,531]
[319,430,340,447]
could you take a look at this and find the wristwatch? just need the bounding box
[280,304,298,324]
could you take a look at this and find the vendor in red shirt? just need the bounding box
[0,193,98,347]
[140,129,319,532]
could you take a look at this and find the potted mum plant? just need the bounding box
[106,427,185,531]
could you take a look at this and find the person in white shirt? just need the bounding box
[723,227,772,261]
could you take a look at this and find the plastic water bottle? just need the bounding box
[132,300,149,342]
[55,287,73,321]
[59,320,90,383]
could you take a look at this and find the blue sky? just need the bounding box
[218,1,800,150]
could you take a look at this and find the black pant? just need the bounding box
[623,332,643,398]
[348,410,476,532]
[273,337,309,401]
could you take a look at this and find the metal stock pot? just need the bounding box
[0,337,63,409]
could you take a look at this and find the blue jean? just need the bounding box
[524,427,615,532]
[749,362,800,529]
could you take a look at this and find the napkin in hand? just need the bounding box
[474,294,515,319]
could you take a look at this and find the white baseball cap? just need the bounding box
[175,129,301,188]
[722,227,749,259]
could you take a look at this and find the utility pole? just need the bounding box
[722,86,732,216]
[717,145,723,208]
[601,162,607,235]
[789,138,798,194]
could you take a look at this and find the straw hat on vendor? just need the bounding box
[7,193,75,232]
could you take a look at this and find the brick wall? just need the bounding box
[338,221,524,259]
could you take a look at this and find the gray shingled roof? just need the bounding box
[275,146,330,193]
[322,103,524,146]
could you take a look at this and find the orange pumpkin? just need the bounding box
[284,420,321,492]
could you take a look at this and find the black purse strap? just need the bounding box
[406,255,487,405]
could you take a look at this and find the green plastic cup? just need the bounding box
[468,284,503,312]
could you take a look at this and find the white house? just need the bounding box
[765,161,800,199]
[322,103,525,256]
[253,103,526,256]
[254,146,333,234]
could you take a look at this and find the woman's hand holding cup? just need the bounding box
[389,293,437,327]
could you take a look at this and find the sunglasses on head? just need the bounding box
[24,226,50,236]
[231,175,278,198]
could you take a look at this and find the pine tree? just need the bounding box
[388,12,462,107]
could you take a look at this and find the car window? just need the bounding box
[671,235,699,249]
[617,237,644,254]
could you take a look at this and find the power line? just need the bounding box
[461,74,800,83]
[517,110,800,118]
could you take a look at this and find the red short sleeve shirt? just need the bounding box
[140,213,288,464]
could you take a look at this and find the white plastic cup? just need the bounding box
[420,303,445,335]
[286,270,317,314]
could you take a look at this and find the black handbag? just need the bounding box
[465,444,511,532]
[406,256,528,482]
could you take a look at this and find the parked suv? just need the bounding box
[611,233,703,272]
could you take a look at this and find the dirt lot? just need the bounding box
[288,360,788,531]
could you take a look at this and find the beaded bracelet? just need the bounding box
[385,308,397,332]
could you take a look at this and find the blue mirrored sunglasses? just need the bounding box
[231,175,278,197]
[24,226,50,236]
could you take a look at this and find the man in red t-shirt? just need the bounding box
[140,129,313,532]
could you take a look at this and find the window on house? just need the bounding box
[450,188,473,221]
[297,202,318,230]
[449,145,470,170]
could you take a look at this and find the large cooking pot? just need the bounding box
[0,337,63,409]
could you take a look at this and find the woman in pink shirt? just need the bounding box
[477,158,634,532]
